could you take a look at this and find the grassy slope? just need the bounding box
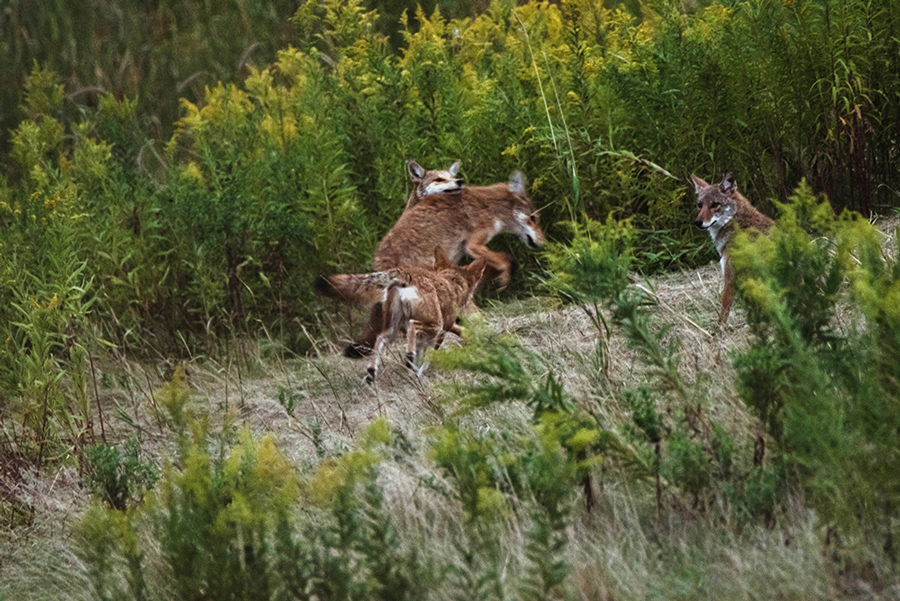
[2,220,899,600]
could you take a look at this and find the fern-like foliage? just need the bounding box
[732,181,900,534]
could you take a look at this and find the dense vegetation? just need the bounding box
[64,195,900,600]
[1,0,899,598]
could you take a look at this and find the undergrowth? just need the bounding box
[55,183,900,600]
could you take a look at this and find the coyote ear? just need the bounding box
[433,246,452,270]
[509,171,526,194]
[690,173,709,193]
[408,159,425,181]
[448,160,461,176]
[720,172,737,194]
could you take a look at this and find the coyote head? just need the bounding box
[408,159,463,198]
[506,171,546,249]
[692,172,738,233]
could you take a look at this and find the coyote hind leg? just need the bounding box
[365,326,395,385]
[405,319,439,376]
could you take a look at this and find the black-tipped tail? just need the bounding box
[344,342,373,358]
[315,274,337,298]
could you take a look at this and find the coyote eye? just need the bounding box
[697,202,702,209]
[711,202,720,209]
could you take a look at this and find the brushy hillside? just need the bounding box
[1,201,899,600]
[2,0,900,599]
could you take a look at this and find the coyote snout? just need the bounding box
[515,208,544,249]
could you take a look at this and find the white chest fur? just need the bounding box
[707,214,733,256]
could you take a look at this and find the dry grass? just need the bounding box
[3,226,900,600]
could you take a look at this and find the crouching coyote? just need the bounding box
[345,170,546,358]
[316,248,486,384]
[692,172,774,325]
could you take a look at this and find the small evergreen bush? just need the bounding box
[731,181,900,536]
[83,437,158,510]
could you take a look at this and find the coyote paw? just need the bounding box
[365,367,376,385]
[491,253,518,290]
[716,320,734,335]
[405,353,417,371]
[505,252,519,278]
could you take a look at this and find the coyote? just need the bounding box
[345,170,546,357]
[317,247,486,384]
[406,159,462,210]
[692,172,774,325]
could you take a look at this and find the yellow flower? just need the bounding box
[183,162,204,184]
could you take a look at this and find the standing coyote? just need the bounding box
[345,170,546,357]
[406,159,462,210]
[692,172,774,325]
[317,248,486,384]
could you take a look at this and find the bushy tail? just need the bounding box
[315,271,396,305]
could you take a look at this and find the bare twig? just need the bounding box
[88,351,107,443]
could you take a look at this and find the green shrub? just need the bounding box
[83,437,158,510]
[78,422,299,601]
[740,459,788,525]
[663,428,711,502]
[76,410,447,601]
[731,181,900,535]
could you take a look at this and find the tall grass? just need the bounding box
[0,0,299,155]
